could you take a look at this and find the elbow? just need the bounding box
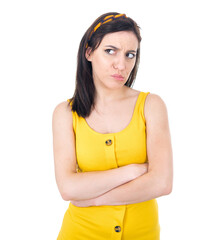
[150,171,173,196]
[61,191,71,201]
[163,185,172,195]
[59,184,75,201]
[162,180,173,195]
[57,174,76,201]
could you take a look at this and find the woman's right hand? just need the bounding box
[126,163,148,179]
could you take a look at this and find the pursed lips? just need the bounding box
[111,74,124,80]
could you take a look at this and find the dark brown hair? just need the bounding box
[69,12,142,118]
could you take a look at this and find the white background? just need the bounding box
[0,0,205,239]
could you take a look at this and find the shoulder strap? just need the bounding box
[138,92,150,123]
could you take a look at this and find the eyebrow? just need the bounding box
[104,45,137,53]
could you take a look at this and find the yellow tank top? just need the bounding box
[57,91,160,240]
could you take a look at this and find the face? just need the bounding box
[86,31,139,90]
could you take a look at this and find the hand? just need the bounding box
[133,163,148,178]
[70,198,97,207]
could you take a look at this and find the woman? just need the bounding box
[52,12,173,240]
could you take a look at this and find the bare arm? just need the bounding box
[65,163,147,201]
[71,94,173,207]
[71,171,165,207]
[52,101,148,201]
[94,171,169,206]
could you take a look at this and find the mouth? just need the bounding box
[111,74,124,81]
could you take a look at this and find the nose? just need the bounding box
[114,54,126,71]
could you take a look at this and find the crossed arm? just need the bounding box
[70,94,173,207]
[71,170,171,207]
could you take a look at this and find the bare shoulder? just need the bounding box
[52,101,73,126]
[52,100,74,141]
[144,93,168,123]
[52,100,72,115]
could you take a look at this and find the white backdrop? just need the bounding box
[0,0,205,239]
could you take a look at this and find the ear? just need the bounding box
[85,47,93,62]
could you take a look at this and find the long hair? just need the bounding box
[69,12,142,118]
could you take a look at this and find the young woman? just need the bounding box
[52,12,173,240]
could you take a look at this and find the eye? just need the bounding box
[105,49,116,55]
[126,52,136,59]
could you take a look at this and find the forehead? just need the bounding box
[100,31,138,49]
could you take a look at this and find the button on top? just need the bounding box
[105,139,112,146]
[114,226,121,232]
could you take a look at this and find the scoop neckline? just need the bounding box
[82,91,142,136]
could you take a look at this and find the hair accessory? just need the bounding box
[86,14,127,48]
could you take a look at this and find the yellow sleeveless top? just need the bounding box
[57,91,160,240]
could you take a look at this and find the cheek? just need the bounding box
[127,61,136,74]
[93,55,110,72]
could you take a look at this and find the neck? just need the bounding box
[94,85,129,107]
